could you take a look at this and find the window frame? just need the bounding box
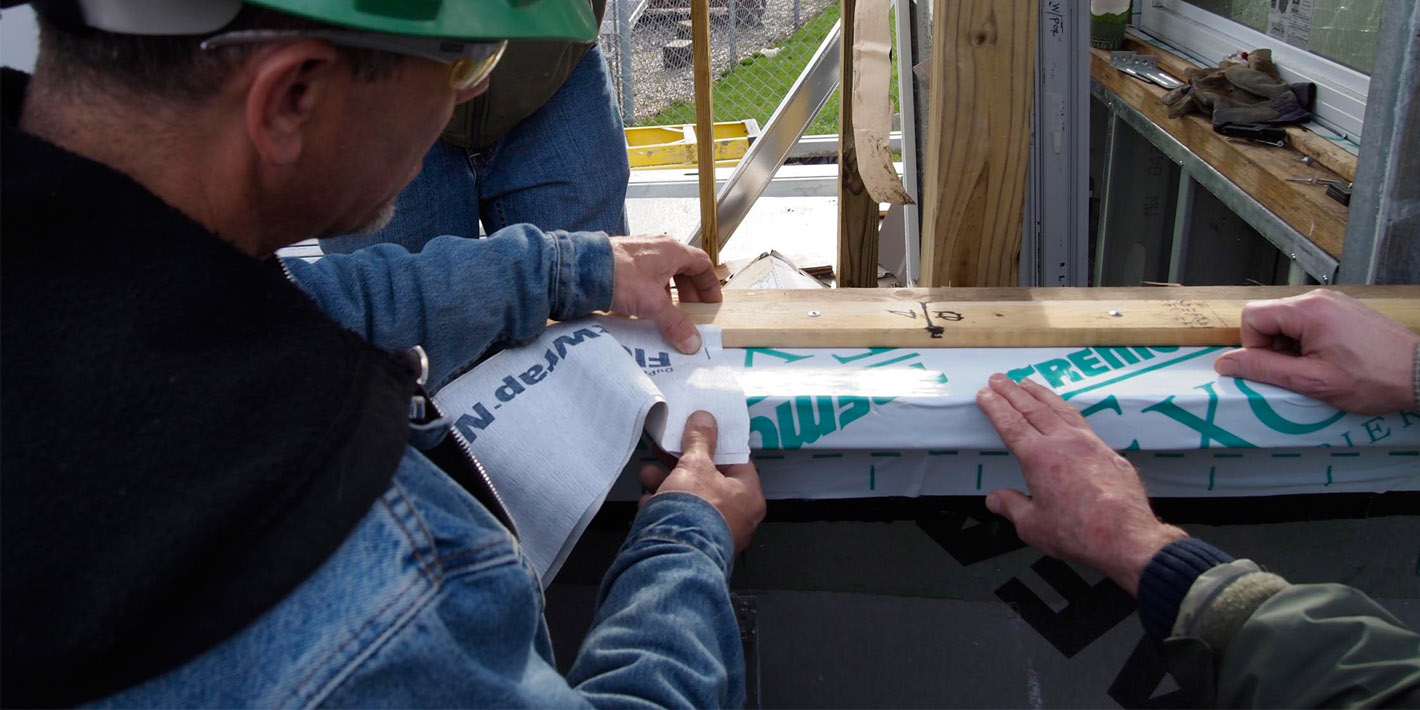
[1138,0,1371,141]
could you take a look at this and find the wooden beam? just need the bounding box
[836,0,881,287]
[692,0,719,264]
[1091,47,1350,258]
[1121,35,1358,184]
[1283,125,1358,185]
[677,285,1420,347]
[920,0,1037,287]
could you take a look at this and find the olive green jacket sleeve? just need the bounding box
[1164,559,1420,708]
[443,0,608,150]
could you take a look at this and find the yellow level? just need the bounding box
[626,120,761,170]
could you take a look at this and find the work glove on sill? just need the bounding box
[1159,48,1314,129]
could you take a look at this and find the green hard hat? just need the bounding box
[247,0,597,41]
[29,0,597,42]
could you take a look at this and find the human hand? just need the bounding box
[610,235,722,354]
[639,411,765,554]
[1213,290,1420,415]
[977,374,1186,596]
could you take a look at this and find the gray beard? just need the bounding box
[353,199,398,236]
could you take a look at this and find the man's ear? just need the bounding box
[244,41,342,166]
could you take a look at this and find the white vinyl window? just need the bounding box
[1139,0,1377,141]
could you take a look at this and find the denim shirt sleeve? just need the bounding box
[283,226,614,390]
[566,492,746,709]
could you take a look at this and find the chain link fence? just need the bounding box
[601,0,842,134]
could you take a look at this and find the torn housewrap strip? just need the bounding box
[432,319,749,584]
[596,315,751,465]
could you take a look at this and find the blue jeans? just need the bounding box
[321,45,630,254]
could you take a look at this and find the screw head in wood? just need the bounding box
[1108,310,1123,317]
[807,310,821,317]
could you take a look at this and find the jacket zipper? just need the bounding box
[277,256,518,539]
[430,395,520,541]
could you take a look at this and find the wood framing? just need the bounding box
[1092,42,1351,259]
[836,0,881,288]
[677,285,1420,347]
[920,0,1038,288]
[692,0,719,264]
[1284,126,1358,184]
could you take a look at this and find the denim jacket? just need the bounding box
[97,228,746,708]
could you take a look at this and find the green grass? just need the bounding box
[638,5,902,136]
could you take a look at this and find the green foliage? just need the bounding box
[637,5,902,136]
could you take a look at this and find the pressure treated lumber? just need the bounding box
[1120,35,1357,183]
[692,0,719,264]
[836,0,881,288]
[678,285,1420,347]
[920,0,1037,287]
[1091,46,1350,258]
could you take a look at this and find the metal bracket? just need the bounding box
[1108,51,1184,90]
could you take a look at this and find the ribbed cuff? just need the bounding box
[551,230,615,319]
[1138,538,1234,640]
[1412,342,1419,411]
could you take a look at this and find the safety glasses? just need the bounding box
[200,29,507,91]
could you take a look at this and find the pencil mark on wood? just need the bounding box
[1163,299,1214,328]
[921,302,945,338]
[886,302,967,338]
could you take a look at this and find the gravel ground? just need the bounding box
[601,0,836,123]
